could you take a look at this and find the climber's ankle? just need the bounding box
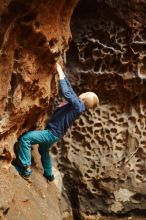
[25,165,31,171]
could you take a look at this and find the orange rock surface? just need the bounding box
[0,0,77,219]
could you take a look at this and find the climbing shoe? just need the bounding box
[20,172,32,183]
[13,162,32,181]
[43,174,55,182]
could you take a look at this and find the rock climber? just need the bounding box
[14,63,99,182]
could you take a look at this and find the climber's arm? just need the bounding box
[56,63,81,108]
[56,63,76,95]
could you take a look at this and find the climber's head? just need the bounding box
[79,92,99,110]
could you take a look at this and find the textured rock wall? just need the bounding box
[1,0,146,219]
[53,0,146,219]
[0,0,77,163]
[0,0,77,219]
[0,167,63,220]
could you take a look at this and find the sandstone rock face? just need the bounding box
[0,166,62,220]
[1,0,146,219]
[0,0,77,219]
[53,0,146,219]
[0,0,77,162]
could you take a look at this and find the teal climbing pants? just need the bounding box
[18,130,59,176]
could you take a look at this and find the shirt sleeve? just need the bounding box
[65,77,77,96]
[59,78,85,111]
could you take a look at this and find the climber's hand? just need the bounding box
[56,63,62,73]
[56,63,65,80]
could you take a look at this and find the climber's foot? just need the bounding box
[43,174,55,182]
[20,172,32,183]
[13,162,32,182]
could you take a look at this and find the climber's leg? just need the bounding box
[18,130,52,166]
[17,130,59,179]
[38,131,59,181]
[38,143,53,179]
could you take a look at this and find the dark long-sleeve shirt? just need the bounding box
[47,77,86,138]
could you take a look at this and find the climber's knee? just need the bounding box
[19,133,29,143]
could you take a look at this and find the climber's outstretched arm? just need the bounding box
[56,63,76,95]
[56,63,81,109]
